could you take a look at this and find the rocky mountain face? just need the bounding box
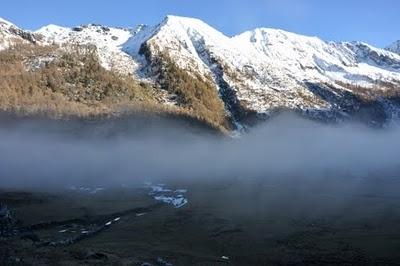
[0,18,39,49]
[387,40,400,55]
[1,15,400,131]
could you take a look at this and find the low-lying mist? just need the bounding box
[1,113,400,189]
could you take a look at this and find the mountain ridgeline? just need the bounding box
[1,15,400,132]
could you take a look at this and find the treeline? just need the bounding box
[0,44,163,117]
[335,80,400,102]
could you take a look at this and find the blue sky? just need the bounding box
[2,0,399,47]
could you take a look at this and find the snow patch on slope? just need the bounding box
[36,24,140,75]
[233,29,400,87]
[123,24,158,63]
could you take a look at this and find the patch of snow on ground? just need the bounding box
[69,186,105,194]
[144,182,188,208]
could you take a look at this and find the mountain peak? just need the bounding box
[160,15,224,37]
[163,15,204,24]
[0,17,16,28]
[36,24,69,33]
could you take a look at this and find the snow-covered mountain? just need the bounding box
[0,17,39,49]
[126,15,400,126]
[1,15,400,129]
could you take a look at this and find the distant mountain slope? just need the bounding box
[1,15,400,130]
[386,40,400,55]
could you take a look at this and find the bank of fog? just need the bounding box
[0,114,399,188]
